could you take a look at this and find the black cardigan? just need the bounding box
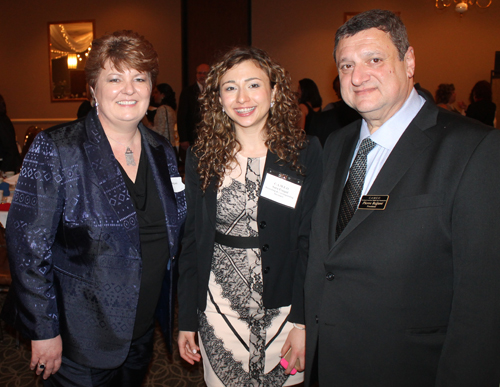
[178,136,322,331]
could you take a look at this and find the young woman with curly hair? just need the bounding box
[177,46,322,386]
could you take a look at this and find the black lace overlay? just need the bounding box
[198,157,292,386]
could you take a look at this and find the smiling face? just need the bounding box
[336,28,415,132]
[219,60,275,137]
[93,60,151,131]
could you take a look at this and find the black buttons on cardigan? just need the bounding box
[315,315,319,323]
[263,266,270,274]
[326,272,335,281]
[259,221,267,229]
[262,244,269,252]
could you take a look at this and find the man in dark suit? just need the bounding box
[310,76,360,147]
[177,63,210,153]
[309,97,361,148]
[305,9,500,387]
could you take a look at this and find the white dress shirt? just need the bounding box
[349,88,426,199]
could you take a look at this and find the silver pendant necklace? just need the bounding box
[124,147,136,166]
[108,129,138,166]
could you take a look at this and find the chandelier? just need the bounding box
[436,0,492,14]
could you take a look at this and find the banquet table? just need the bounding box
[0,203,10,228]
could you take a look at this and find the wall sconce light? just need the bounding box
[67,53,78,69]
[436,0,492,15]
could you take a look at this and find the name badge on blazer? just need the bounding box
[358,195,389,210]
[260,169,303,208]
[170,176,185,193]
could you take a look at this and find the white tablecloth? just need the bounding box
[0,211,8,227]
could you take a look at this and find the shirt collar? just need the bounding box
[359,88,425,150]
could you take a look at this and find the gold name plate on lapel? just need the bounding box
[358,195,389,210]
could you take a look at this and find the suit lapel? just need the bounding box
[262,149,285,177]
[332,101,438,246]
[203,176,218,230]
[83,111,141,253]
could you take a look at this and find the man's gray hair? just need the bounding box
[334,9,410,62]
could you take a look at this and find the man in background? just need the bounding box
[177,63,210,157]
[309,75,361,146]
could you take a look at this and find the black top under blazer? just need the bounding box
[178,136,322,332]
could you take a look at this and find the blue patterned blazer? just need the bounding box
[1,109,186,368]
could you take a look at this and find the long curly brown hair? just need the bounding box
[193,46,306,192]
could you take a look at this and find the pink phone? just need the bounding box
[280,348,299,375]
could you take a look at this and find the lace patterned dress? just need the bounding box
[197,154,303,387]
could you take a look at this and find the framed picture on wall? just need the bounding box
[344,12,401,23]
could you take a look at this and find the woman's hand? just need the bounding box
[178,330,201,365]
[280,324,306,374]
[30,335,63,380]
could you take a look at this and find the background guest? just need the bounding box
[466,80,496,127]
[322,76,342,111]
[298,78,322,133]
[0,94,21,173]
[76,85,94,118]
[177,63,210,159]
[177,46,322,386]
[414,81,435,104]
[1,30,186,386]
[143,83,178,145]
[309,76,361,146]
[435,83,464,113]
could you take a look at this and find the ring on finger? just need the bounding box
[38,363,45,370]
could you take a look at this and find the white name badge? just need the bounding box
[260,169,303,208]
[170,176,185,193]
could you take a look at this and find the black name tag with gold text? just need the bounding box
[358,195,389,210]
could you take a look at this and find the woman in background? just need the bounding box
[298,78,322,133]
[144,83,178,145]
[466,80,496,127]
[435,83,463,114]
[1,30,185,386]
[177,46,322,386]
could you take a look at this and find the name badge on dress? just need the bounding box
[358,195,389,210]
[260,169,303,208]
[170,176,185,193]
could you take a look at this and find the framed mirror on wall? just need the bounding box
[48,21,94,102]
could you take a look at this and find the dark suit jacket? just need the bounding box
[1,109,186,368]
[466,100,497,127]
[178,137,322,332]
[305,101,500,386]
[177,83,202,144]
[309,101,361,147]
